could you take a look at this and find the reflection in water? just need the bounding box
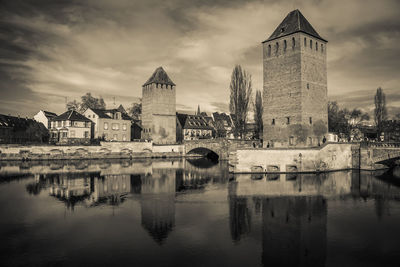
[0,160,400,266]
[140,169,176,245]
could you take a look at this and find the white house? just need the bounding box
[33,110,57,129]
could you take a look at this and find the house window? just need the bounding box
[93,115,95,118]
[272,119,275,125]
[283,40,287,51]
[62,132,67,138]
[268,45,271,56]
[88,115,91,118]
[62,121,65,127]
[123,134,126,141]
[57,121,61,127]
[275,42,279,54]
[84,131,89,138]
[104,122,109,130]
[321,44,324,53]
[113,134,117,140]
[304,37,306,47]
[310,40,312,49]
[292,37,295,49]
[316,42,318,51]
[309,117,312,124]
[286,117,290,124]
[85,122,89,127]
[122,123,127,131]
[307,83,310,89]
[74,121,78,126]
[70,130,75,137]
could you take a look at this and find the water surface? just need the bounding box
[1,159,400,266]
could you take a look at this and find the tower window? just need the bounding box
[268,45,271,56]
[286,117,290,124]
[309,117,312,124]
[292,37,295,49]
[304,37,306,47]
[316,42,318,51]
[283,40,287,51]
[275,42,279,54]
[310,40,312,49]
[272,119,275,125]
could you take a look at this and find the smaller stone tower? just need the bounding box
[141,67,176,144]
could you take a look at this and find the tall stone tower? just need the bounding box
[142,67,176,144]
[262,10,328,147]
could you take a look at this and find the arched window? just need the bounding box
[284,40,287,51]
[268,45,271,56]
[310,40,312,49]
[275,42,279,54]
[321,44,324,53]
[292,37,295,49]
[304,37,306,47]
[316,42,318,51]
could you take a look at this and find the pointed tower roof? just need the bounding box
[263,9,326,43]
[143,66,176,87]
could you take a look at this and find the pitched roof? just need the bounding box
[143,66,176,87]
[43,110,57,118]
[263,9,326,42]
[176,113,213,130]
[53,110,91,122]
[0,114,44,130]
[90,108,112,119]
[89,108,132,120]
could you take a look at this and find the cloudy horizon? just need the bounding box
[1,0,399,118]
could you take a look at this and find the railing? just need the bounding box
[360,141,400,148]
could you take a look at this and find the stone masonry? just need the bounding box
[142,67,177,144]
[262,10,328,147]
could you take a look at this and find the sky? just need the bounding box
[0,0,399,118]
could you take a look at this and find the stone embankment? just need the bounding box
[0,142,185,161]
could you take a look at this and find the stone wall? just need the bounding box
[141,83,176,144]
[262,32,328,147]
[230,143,354,173]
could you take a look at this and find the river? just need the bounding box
[0,159,400,266]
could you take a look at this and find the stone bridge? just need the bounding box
[183,139,261,160]
[360,142,400,170]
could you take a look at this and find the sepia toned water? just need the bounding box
[0,158,400,267]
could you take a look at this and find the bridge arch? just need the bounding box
[186,147,220,161]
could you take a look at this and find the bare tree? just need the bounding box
[229,65,252,138]
[253,90,263,139]
[374,87,387,133]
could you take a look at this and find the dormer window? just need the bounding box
[280,27,285,33]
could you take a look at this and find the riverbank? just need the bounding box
[0,142,185,161]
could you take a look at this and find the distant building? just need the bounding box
[176,113,213,142]
[212,112,235,138]
[0,114,49,144]
[49,110,92,144]
[263,10,328,147]
[33,110,57,129]
[83,108,131,141]
[142,67,176,144]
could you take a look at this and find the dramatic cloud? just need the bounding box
[0,0,399,117]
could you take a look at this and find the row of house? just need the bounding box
[0,104,254,145]
[33,106,142,145]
